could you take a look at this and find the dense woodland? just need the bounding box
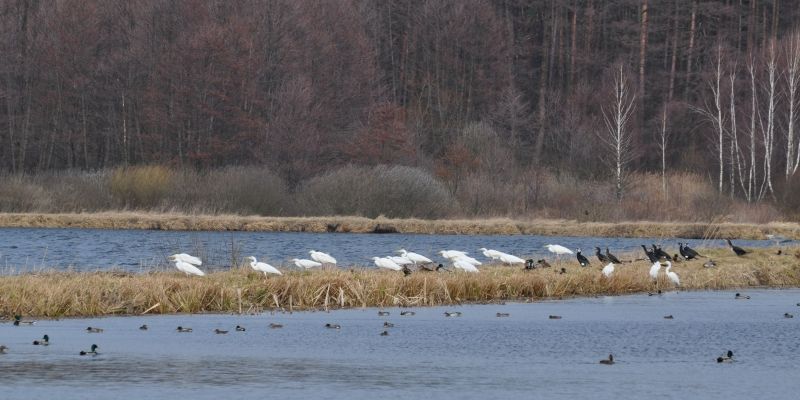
[2,0,800,220]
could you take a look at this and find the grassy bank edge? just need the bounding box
[1,212,799,239]
[2,247,798,318]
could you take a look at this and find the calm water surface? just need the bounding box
[0,227,785,272]
[1,289,798,399]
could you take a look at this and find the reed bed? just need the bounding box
[0,212,799,239]
[1,248,798,318]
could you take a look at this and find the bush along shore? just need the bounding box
[1,212,799,240]
[1,248,798,318]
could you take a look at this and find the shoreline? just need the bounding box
[2,247,798,318]
[0,212,799,239]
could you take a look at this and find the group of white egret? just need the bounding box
[168,241,689,288]
[167,247,535,276]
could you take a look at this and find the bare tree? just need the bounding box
[656,103,671,199]
[692,45,726,194]
[600,64,636,201]
[759,41,778,200]
[747,54,759,202]
[786,31,800,177]
[729,66,749,201]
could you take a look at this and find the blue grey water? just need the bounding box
[0,289,798,399]
[0,227,786,272]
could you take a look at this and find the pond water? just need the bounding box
[0,227,785,272]
[0,289,798,399]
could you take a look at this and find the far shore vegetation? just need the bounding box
[2,247,798,318]
[0,165,798,239]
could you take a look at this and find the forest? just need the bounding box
[1,0,800,221]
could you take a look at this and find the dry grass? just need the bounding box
[1,247,798,318]
[0,212,798,239]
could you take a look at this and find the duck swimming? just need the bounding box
[214,329,229,334]
[785,313,794,318]
[378,311,390,316]
[383,321,394,328]
[496,313,510,317]
[735,293,750,299]
[80,344,99,356]
[33,334,49,345]
[716,350,734,363]
[400,311,415,316]
[269,323,283,329]
[663,315,674,319]
[380,330,389,336]
[86,327,104,333]
[139,324,148,331]
[235,325,246,331]
[13,315,36,326]
[444,311,462,317]
[325,323,341,329]
[599,354,615,365]
[548,315,562,319]
[176,326,193,333]
[0,345,7,354]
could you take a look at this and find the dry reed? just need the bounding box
[1,247,798,318]
[0,212,798,239]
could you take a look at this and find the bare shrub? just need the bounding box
[33,170,112,212]
[109,166,174,209]
[201,166,290,215]
[298,165,455,218]
[0,176,52,212]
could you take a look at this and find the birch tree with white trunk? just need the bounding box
[786,31,800,177]
[692,45,726,194]
[600,64,636,201]
[759,41,778,200]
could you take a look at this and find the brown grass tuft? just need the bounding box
[1,247,798,318]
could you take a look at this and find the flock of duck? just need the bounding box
[6,296,780,365]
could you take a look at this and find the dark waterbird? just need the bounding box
[641,245,657,263]
[524,259,536,270]
[33,334,49,346]
[86,327,103,333]
[595,247,610,263]
[235,325,246,332]
[735,293,750,299]
[576,249,590,267]
[325,323,341,329]
[139,324,148,331]
[652,244,672,261]
[726,239,749,256]
[214,329,229,334]
[79,344,99,356]
[678,242,703,260]
[537,259,553,269]
[176,326,193,333]
[716,350,734,363]
[605,248,622,264]
[599,354,615,365]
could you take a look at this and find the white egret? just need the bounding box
[602,262,615,278]
[388,256,414,266]
[245,256,282,276]
[372,257,402,271]
[398,249,433,264]
[545,244,574,256]
[169,253,202,266]
[497,252,526,265]
[309,250,337,265]
[172,259,205,276]
[453,254,482,266]
[453,259,480,273]
[665,261,680,287]
[439,250,469,260]
[291,258,322,269]
[649,261,661,281]
[479,248,503,260]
